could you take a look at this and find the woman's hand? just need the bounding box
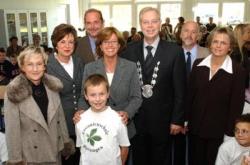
[73,110,84,124]
[117,111,129,125]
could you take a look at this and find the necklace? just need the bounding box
[136,61,160,98]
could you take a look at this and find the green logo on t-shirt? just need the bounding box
[87,128,102,146]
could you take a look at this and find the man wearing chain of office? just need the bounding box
[121,7,187,165]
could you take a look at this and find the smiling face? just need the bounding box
[100,33,120,58]
[181,21,200,49]
[140,9,161,43]
[85,11,104,38]
[210,33,231,58]
[235,122,250,147]
[56,33,75,58]
[21,53,45,85]
[85,83,109,112]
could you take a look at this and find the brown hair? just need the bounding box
[235,114,250,125]
[96,27,125,57]
[51,23,77,53]
[83,74,109,95]
[207,27,236,53]
[84,8,104,24]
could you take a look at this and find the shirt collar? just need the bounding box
[143,36,160,50]
[197,54,233,74]
[183,44,197,56]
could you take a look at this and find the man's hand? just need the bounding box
[117,111,129,125]
[241,155,250,165]
[170,124,182,135]
[73,110,84,124]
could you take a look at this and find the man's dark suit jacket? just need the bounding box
[121,39,186,139]
[187,58,246,138]
[74,36,95,64]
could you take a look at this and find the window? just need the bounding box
[160,3,181,28]
[194,3,219,25]
[222,3,244,26]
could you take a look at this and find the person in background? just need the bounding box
[187,27,246,165]
[127,27,141,43]
[6,36,22,57]
[74,8,104,64]
[196,16,203,27]
[32,34,41,47]
[9,53,20,78]
[174,16,185,44]
[206,17,217,32]
[122,31,129,43]
[160,17,173,41]
[216,114,250,165]
[76,74,130,165]
[199,25,209,47]
[47,23,84,165]
[121,7,186,165]
[0,48,13,85]
[4,45,74,165]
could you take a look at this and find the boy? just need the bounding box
[0,48,13,85]
[216,114,250,165]
[75,74,130,165]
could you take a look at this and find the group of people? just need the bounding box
[0,6,250,165]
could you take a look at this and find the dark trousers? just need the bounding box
[188,134,223,165]
[172,133,186,165]
[132,133,172,165]
[62,135,80,165]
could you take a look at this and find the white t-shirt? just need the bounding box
[75,106,130,165]
[216,137,250,165]
[0,132,8,164]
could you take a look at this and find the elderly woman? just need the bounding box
[4,46,73,165]
[47,23,84,165]
[187,27,246,165]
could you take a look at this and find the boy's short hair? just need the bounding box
[0,47,5,53]
[235,114,250,125]
[84,74,109,94]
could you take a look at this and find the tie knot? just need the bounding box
[146,45,153,52]
[186,51,191,56]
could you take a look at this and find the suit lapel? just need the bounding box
[83,37,95,62]
[110,58,124,92]
[46,86,57,126]
[50,55,72,81]
[135,42,147,83]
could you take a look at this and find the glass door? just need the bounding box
[19,13,29,46]
[6,13,17,42]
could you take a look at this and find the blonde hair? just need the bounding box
[234,23,250,62]
[18,45,48,68]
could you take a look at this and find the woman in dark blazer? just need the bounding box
[47,24,84,165]
[187,27,246,165]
